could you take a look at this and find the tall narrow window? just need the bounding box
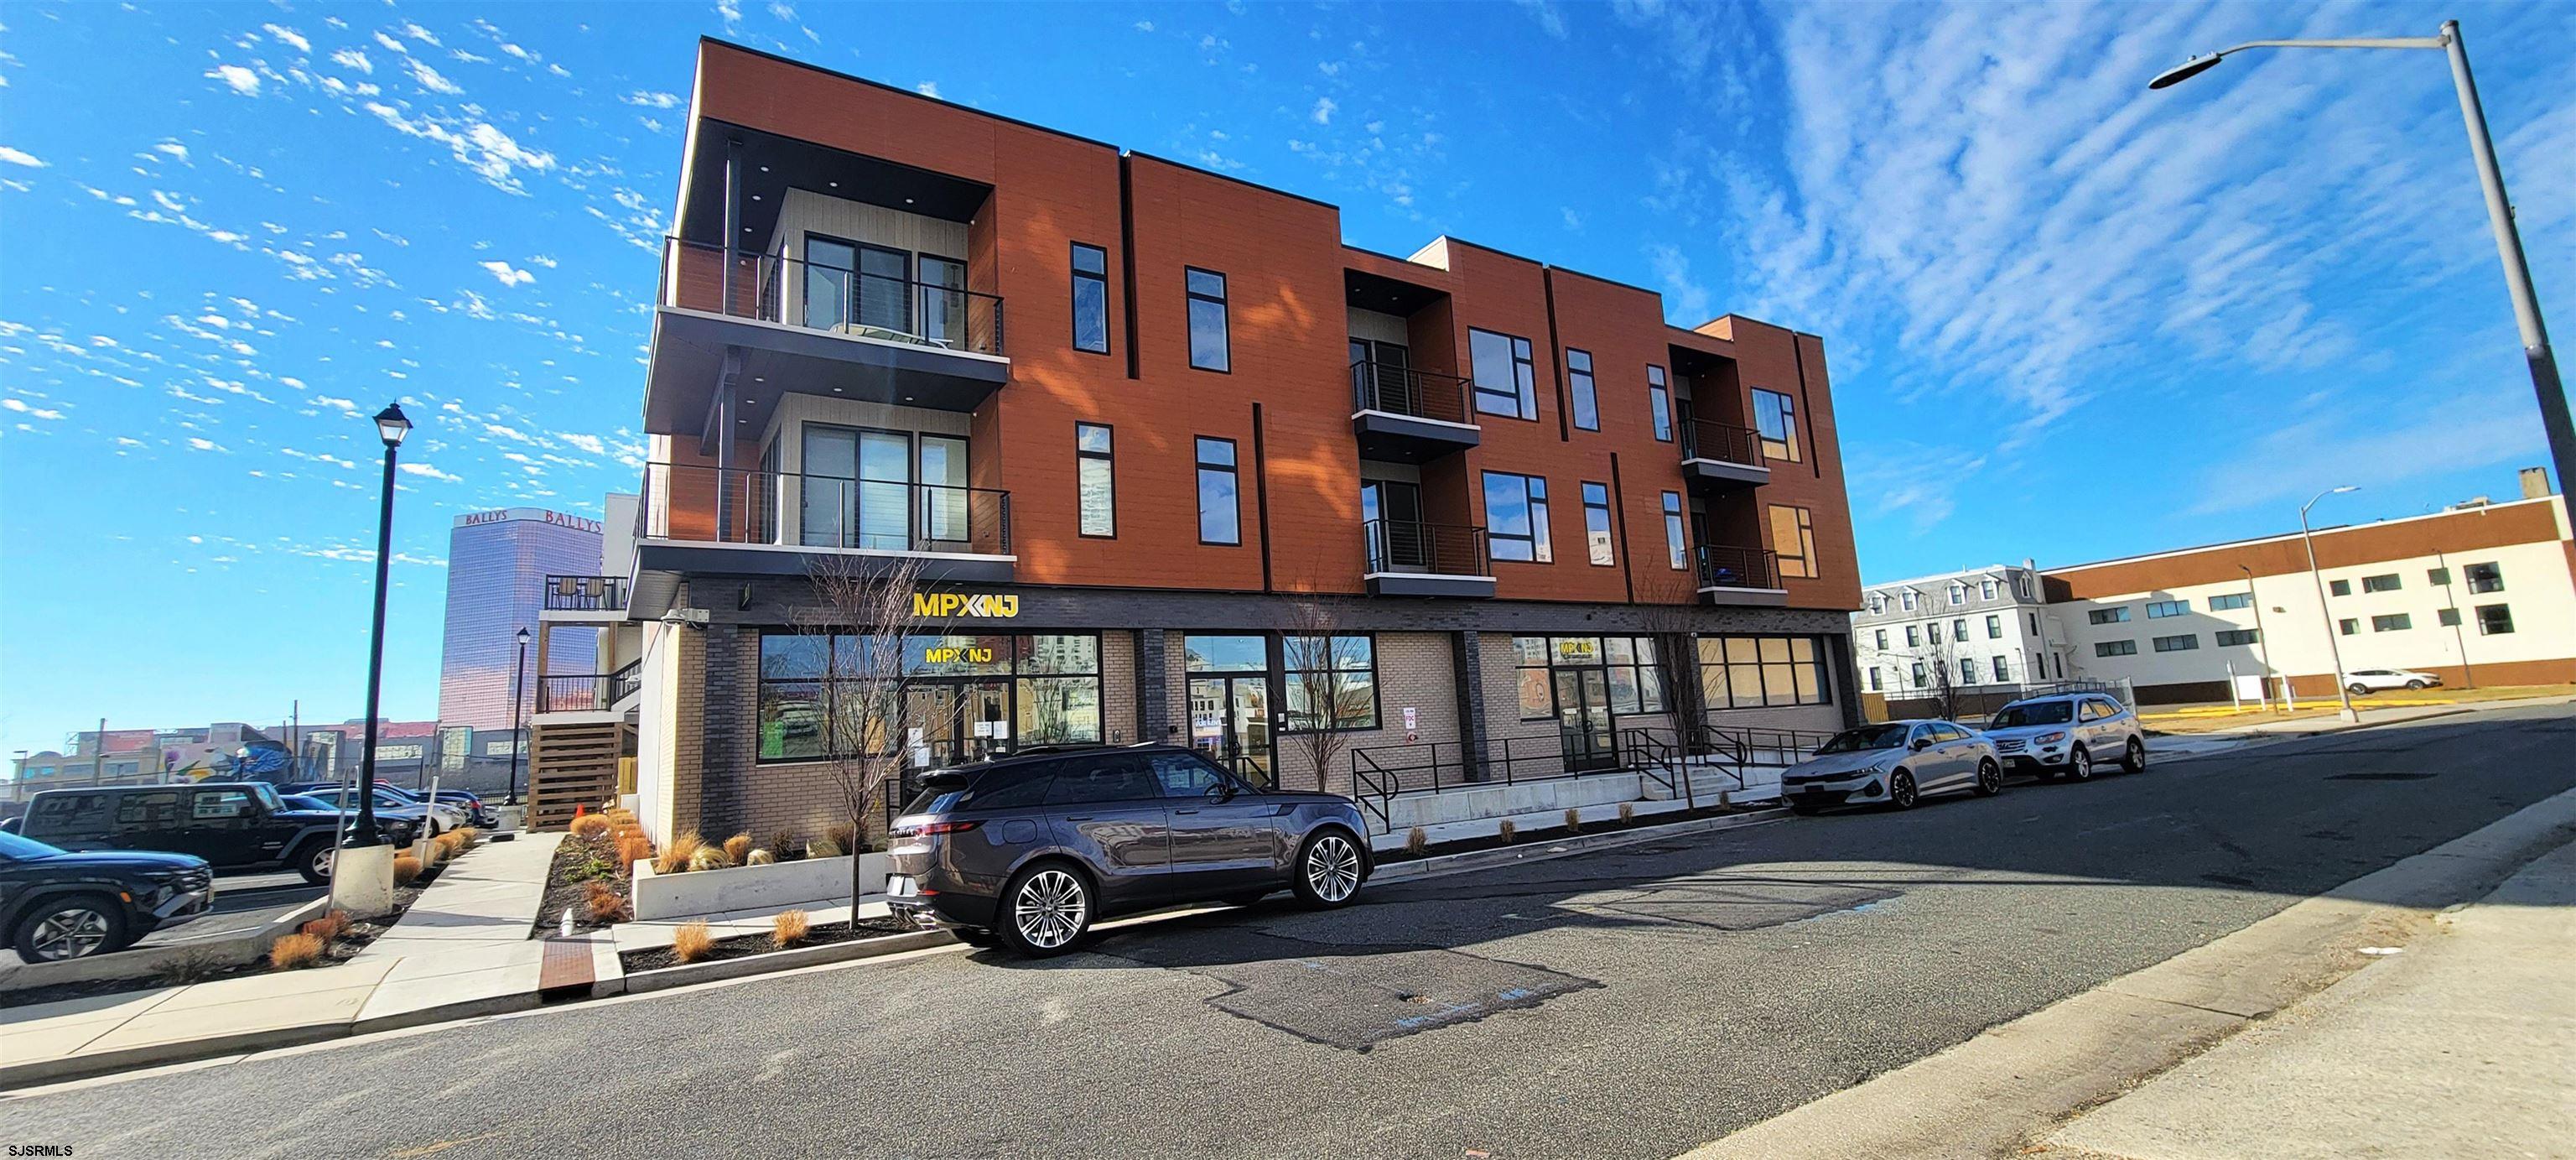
[1195,436,1239,544]
[1070,243,1109,354]
[1567,349,1599,431]
[1753,388,1800,462]
[1186,268,1229,372]
[1076,423,1114,538]
[1648,366,1672,442]
[1469,328,1537,419]
[1768,503,1817,579]
[1482,471,1551,562]
[1661,491,1686,570]
[1581,481,1613,565]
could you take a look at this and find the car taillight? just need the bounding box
[913,820,979,836]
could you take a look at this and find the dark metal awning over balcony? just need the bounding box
[1679,419,1769,492]
[1350,361,1478,463]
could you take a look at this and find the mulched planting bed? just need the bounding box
[618,915,918,974]
[534,830,634,937]
[1370,801,1777,866]
[1,873,439,1010]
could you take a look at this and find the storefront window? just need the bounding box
[1016,634,1101,746]
[1283,634,1377,731]
[758,630,1104,762]
[1513,636,1664,719]
[1696,635,1829,709]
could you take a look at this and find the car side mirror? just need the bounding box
[1206,782,1237,803]
[1910,738,1931,752]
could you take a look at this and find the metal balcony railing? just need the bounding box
[1363,518,1491,577]
[639,462,1011,555]
[542,575,628,612]
[1680,419,1764,467]
[1696,544,1780,590]
[537,662,642,713]
[1350,360,1473,426]
[660,237,1005,356]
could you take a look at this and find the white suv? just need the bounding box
[1980,694,2146,782]
[2344,668,2443,694]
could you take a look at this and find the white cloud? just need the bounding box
[331,48,374,75]
[362,103,555,194]
[0,146,44,168]
[372,31,411,55]
[314,395,358,412]
[406,58,464,95]
[916,81,941,99]
[1311,96,1337,126]
[561,432,606,455]
[402,21,441,45]
[262,23,312,53]
[623,90,683,109]
[480,260,535,287]
[152,142,190,162]
[188,437,229,453]
[1134,20,1155,32]
[1,398,64,420]
[399,461,462,482]
[1514,0,1568,39]
[207,65,262,96]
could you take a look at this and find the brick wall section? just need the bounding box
[699,623,747,833]
[1099,629,1140,745]
[1270,631,1460,797]
[1135,628,1168,743]
[666,612,706,840]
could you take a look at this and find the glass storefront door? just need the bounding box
[1553,668,1617,772]
[902,679,1010,770]
[1187,676,1273,787]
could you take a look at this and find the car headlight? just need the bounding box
[2037,731,2068,744]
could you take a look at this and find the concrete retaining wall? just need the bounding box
[630,851,891,921]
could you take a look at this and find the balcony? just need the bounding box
[536,662,642,715]
[1363,519,1495,599]
[1679,419,1769,492]
[1696,544,1786,605]
[630,462,1015,615]
[539,575,628,622]
[1350,361,1478,463]
[645,237,1009,435]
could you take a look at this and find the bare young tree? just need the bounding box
[797,552,943,904]
[1905,645,1969,723]
[1279,596,1363,794]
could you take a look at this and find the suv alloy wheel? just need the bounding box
[1000,863,1091,956]
[2067,746,2094,781]
[13,893,127,963]
[2122,737,2147,773]
[1291,830,1363,908]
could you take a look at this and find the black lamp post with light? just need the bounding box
[331,403,412,913]
[506,626,529,807]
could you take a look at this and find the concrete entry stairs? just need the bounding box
[1350,726,1815,838]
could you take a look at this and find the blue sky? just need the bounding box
[1,1,2568,757]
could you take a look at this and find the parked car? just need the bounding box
[277,782,487,826]
[2344,668,2444,694]
[1782,720,2001,814]
[275,793,423,845]
[886,744,1372,956]
[1983,693,2148,781]
[0,830,215,964]
[14,782,348,885]
[289,786,465,835]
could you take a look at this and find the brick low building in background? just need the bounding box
[576,39,1866,844]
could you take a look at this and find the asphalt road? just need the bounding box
[10,704,2573,1159]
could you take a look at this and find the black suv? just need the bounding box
[886,745,1373,956]
[15,782,397,885]
[0,829,213,963]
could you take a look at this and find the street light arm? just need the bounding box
[2210,36,2446,54]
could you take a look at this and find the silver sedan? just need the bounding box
[1781,720,2002,814]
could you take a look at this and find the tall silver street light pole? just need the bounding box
[2298,486,2362,723]
[2150,20,2574,500]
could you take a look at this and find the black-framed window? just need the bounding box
[1469,328,1537,419]
[2095,640,2137,657]
[2329,579,2352,596]
[1076,423,1115,538]
[2465,562,2504,593]
[2209,592,2252,611]
[1661,491,1686,570]
[1581,481,1614,566]
[2428,567,2451,586]
[2437,608,2461,627]
[1567,349,1599,431]
[2089,606,2131,624]
[2216,628,2261,646]
[1753,388,1800,461]
[2476,604,2513,634]
[1647,366,1672,442]
[1904,625,1919,648]
[1985,613,2002,638]
[1910,661,1927,686]
[2371,613,2412,632]
[2153,634,2199,652]
[2361,574,2402,593]
[1195,436,1239,545]
[1515,636,1667,718]
[2338,618,2359,636]
[1697,635,1829,709]
[1282,633,1378,731]
[1071,243,1109,354]
[1483,471,1551,562]
[1873,628,1887,650]
[1959,658,1976,683]
[1186,267,1229,372]
[1929,622,1944,645]
[1952,617,1968,639]
[1868,668,1883,692]
[1991,656,2010,682]
[755,632,1104,762]
[2146,600,2189,618]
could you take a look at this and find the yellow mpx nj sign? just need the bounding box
[913,591,1021,618]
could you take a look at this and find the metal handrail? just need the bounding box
[1363,518,1490,577]
[1350,359,1473,425]
[542,575,628,611]
[1343,734,1628,800]
[536,661,642,714]
[660,236,1005,356]
[639,462,1012,555]
[1700,725,1837,767]
[1680,419,1764,467]
[1696,544,1779,590]
[1617,727,1681,799]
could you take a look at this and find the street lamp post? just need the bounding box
[506,626,529,807]
[2298,486,2362,723]
[2149,20,2574,502]
[333,402,411,914]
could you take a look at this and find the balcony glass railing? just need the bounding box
[639,462,1011,556]
[1364,518,1492,577]
[1696,544,1780,590]
[1350,360,1474,425]
[1679,419,1764,467]
[659,237,1005,356]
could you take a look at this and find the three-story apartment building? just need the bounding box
[587,40,1863,843]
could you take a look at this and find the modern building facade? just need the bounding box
[437,507,605,729]
[596,40,1864,843]
[2044,492,2573,703]
[1852,564,2078,710]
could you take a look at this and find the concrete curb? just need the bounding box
[0,897,331,1001]
[1371,807,1791,884]
[618,928,957,995]
[1676,783,2576,1160]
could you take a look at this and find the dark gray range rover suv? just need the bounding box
[886,745,1372,955]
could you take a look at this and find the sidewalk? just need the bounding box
[2046,837,2576,1159]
